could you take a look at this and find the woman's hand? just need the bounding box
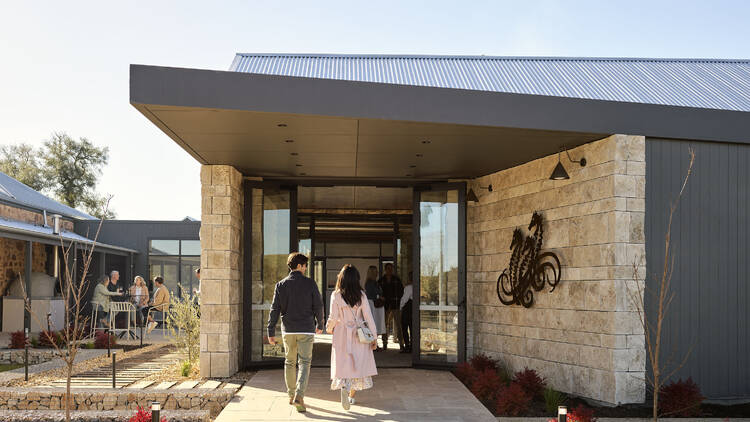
[370,340,377,350]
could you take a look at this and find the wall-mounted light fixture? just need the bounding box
[549,147,586,180]
[467,184,493,203]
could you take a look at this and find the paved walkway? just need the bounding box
[215,367,495,422]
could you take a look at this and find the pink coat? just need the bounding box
[326,291,378,380]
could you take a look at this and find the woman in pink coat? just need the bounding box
[326,265,378,410]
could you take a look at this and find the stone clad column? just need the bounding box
[200,165,243,377]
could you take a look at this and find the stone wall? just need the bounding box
[0,239,47,296]
[0,204,74,231]
[0,388,232,417]
[199,165,244,378]
[466,134,646,404]
[0,349,61,365]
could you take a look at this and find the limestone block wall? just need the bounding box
[466,134,646,404]
[199,165,244,378]
[0,204,75,230]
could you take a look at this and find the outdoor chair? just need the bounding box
[148,306,168,337]
[89,304,108,339]
[109,301,136,339]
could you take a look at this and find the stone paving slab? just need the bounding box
[215,367,495,422]
[498,419,750,422]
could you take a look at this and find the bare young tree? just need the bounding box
[21,215,107,422]
[629,149,695,421]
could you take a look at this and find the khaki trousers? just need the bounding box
[282,334,314,399]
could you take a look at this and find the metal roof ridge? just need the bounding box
[233,53,750,63]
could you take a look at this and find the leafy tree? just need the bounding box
[41,132,115,219]
[0,143,48,191]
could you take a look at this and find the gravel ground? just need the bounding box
[0,409,209,421]
[0,344,165,387]
[0,349,108,385]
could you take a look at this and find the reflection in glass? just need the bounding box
[180,240,201,256]
[419,190,459,362]
[180,256,200,297]
[149,240,179,255]
[149,256,179,297]
[252,188,291,360]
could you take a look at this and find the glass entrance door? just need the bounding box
[412,183,466,366]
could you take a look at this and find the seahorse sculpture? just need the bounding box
[497,211,562,308]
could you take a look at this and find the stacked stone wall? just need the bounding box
[199,165,244,378]
[0,349,61,365]
[0,204,74,231]
[0,239,47,295]
[467,134,646,404]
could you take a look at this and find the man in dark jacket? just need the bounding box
[267,252,323,413]
[378,263,404,351]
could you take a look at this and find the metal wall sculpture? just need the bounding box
[496,211,561,308]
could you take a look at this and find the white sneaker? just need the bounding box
[341,386,350,410]
[147,322,157,333]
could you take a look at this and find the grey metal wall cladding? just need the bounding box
[73,220,200,284]
[646,138,750,400]
[230,54,750,112]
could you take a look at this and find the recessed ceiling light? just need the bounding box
[421,140,431,144]
[409,165,416,168]
[296,164,303,167]
[290,152,298,156]
[285,139,294,143]
[277,123,287,127]
[416,154,423,158]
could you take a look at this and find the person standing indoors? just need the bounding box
[267,253,324,413]
[327,265,378,410]
[399,272,414,353]
[378,263,404,351]
[364,266,386,350]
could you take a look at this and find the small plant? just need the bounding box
[128,406,167,422]
[38,330,63,348]
[470,368,503,407]
[513,367,547,399]
[166,290,200,362]
[469,353,498,372]
[9,331,26,349]
[659,377,704,417]
[496,363,511,385]
[567,404,597,422]
[543,387,567,414]
[453,362,478,386]
[496,382,531,416]
[180,360,192,377]
[30,337,39,347]
[82,342,95,349]
[94,330,116,349]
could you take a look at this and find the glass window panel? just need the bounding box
[325,242,379,257]
[418,189,459,363]
[381,241,395,257]
[180,240,201,256]
[149,240,179,255]
[148,255,178,298]
[180,256,200,298]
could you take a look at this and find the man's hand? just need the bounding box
[315,328,323,334]
[268,336,277,345]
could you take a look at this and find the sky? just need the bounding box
[1,0,749,220]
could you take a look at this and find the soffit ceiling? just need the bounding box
[147,105,606,180]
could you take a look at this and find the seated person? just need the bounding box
[91,274,123,328]
[129,275,150,326]
[145,276,170,333]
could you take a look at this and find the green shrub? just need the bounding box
[543,387,567,414]
[166,290,200,363]
[180,360,192,377]
[83,342,95,349]
[30,337,39,347]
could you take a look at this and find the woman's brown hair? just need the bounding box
[335,265,363,308]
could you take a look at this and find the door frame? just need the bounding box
[411,182,467,368]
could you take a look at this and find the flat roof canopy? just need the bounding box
[130,65,750,181]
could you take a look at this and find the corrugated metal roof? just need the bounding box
[0,217,138,254]
[230,54,750,112]
[0,171,94,220]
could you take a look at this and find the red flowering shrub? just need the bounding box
[567,404,597,422]
[94,330,117,349]
[470,368,503,406]
[453,362,478,386]
[38,330,63,348]
[129,406,167,422]
[659,377,704,417]
[469,353,498,372]
[513,367,547,399]
[495,382,531,416]
[10,331,26,349]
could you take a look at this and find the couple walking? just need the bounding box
[267,253,378,413]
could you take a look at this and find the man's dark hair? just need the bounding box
[154,276,164,285]
[287,252,309,271]
[384,263,394,270]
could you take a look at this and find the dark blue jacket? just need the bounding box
[267,271,324,337]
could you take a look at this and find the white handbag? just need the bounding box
[349,305,376,344]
